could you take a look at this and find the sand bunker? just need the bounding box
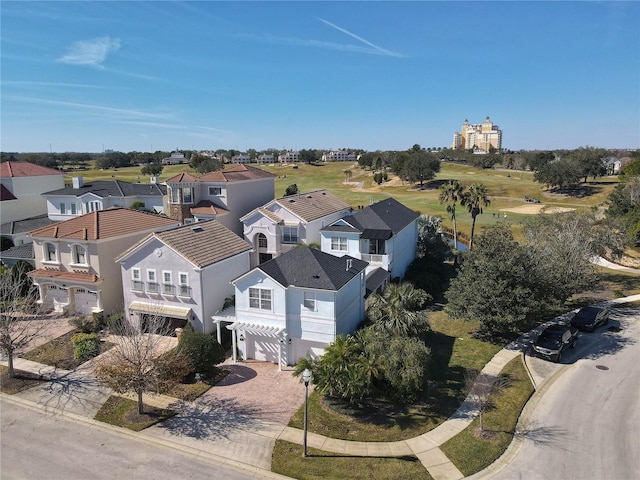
[500,204,576,215]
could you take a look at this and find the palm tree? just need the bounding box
[461,182,491,251]
[439,180,465,249]
[367,283,430,337]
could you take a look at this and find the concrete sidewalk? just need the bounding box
[3,295,640,480]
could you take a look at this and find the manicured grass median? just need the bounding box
[440,356,534,477]
[272,441,432,480]
[94,396,176,431]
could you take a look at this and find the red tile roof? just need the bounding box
[28,207,179,240]
[165,164,275,183]
[190,201,229,215]
[28,269,102,283]
[0,161,63,177]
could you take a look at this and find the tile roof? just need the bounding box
[0,242,34,261]
[0,161,63,178]
[1,214,58,236]
[27,207,179,240]
[165,164,275,184]
[257,246,367,291]
[28,269,102,283]
[257,207,283,224]
[323,198,418,238]
[0,184,17,201]
[151,220,251,268]
[190,201,229,216]
[275,190,351,222]
[43,180,166,198]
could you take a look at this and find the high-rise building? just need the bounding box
[451,116,502,153]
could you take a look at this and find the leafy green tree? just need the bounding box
[177,331,225,380]
[446,225,544,335]
[367,283,430,337]
[382,336,430,403]
[461,183,490,251]
[190,154,222,174]
[439,180,465,249]
[299,149,318,164]
[607,173,640,244]
[534,157,582,189]
[284,184,299,196]
[141,163,163,176]
[570,146,608,182]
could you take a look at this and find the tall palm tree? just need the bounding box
[439,180,465,249]
[461,182,491,251]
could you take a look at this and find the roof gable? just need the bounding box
[275,190,350,223]
[257,246,367,290]
[28,207,178,240]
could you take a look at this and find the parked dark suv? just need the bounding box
[533,324,579,362]
[570,306,610,332]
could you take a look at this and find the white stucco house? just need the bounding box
[164,164,276,235]
[115,220,251,334]
[218,246,368,369]
[0,161,65,224]
[27,208,180,316]
[43,177,167,220]
[320,197,419,280]
[240,189,352,268]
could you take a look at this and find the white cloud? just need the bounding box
[58,36,121,68]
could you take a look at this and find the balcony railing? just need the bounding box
[162,283,175,295]
[361,254,386,264]
[147,282,159,294]
[178,285,192,297]
[131,280,144,292]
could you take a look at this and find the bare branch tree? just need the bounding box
[95,312,188,414]
[465,370,511,433]
[0,262,53,378]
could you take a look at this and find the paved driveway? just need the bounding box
[144,360,306,470]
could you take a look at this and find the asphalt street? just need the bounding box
[0,399,263,480]
[490,307,640,480]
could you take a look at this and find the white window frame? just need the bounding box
[303,291,316,311]
[72,244,87,265]
[169,187,180,204]
[331,236,348,251]
[208,186,222,196]
[147,269,156,282]
[132,268,141,281]
[249,287,272,311]
[60,203,66,214]
[178,272,190,297]
[86,201,101,213]
[182,187,193,204]
[257,234,268,248]
[162,271,174,295]
[282,225,298,244]
[44,242,58,263]
[70,203,77,215]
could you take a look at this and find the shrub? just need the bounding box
[70,316,98,333]
[153,350,193,390]
[71,332,100,362]
[176,332,225,379]
[107,312,125,333]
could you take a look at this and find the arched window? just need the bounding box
[73,244,87,265]
[44,242,57,262]
[257,233,268,249]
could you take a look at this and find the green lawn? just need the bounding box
[22,330,114,370]
[94,396,176,431]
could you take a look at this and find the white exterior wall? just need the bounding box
[334,272,367,336]
[320,231,361,259]
[388,220,418,279]
[1,174,64,223]
[223,179,275,235]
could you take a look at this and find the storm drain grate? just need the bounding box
[596,365,609,370]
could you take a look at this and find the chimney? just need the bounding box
[346,259,352,271]
[150,176,158,184]
[72,176,84,189]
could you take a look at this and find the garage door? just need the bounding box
[74,288,98,315]
[247,334,279,364]
[45,285,69,312]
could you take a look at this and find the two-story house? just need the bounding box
[43,177,167,220]
[320,197,419,280]
[27,208,180,316]
[115,220,251,335]
[240,189,352,267]
[164,164,276,235]
[223,246,367,369]
[0,161,65,224]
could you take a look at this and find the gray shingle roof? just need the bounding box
[43,180,166,198]
[258,246,367,290]
[0,215,58,236]
[322,198,418,238]
[0,242,34,261]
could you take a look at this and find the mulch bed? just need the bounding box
[0,366,48,394]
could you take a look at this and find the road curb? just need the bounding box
[0,393,292,480]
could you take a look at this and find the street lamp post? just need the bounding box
[302,368,311,458]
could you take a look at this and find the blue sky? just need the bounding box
[1,1,639,153]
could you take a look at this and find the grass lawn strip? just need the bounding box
[94,395,176,431]
[22,330,114,370]
[272,440,432,480]
[0,365,49,394]
[440,356,534,477]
